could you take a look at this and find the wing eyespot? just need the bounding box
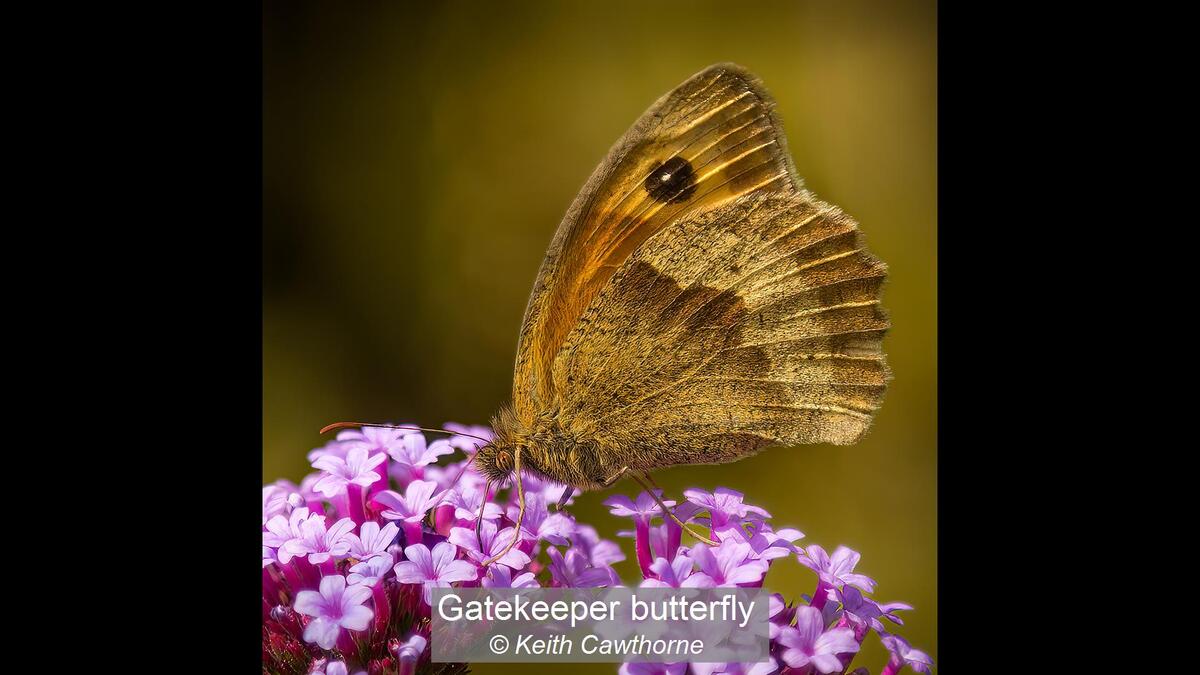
[644,156,697,204]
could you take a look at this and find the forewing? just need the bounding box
[512,64,801,417]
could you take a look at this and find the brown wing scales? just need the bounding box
[551,191,889,468]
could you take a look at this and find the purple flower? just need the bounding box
[685,539,768,587]
[394,633,428,673]
[777,606,860,673]
[509,492,575,545]
[640,555,715,589]
[622,523,680,561]
[423,458,483,493]
[748,525,804,561]
[283,515,355,564]
[482,564,540,589]
[546,546,614,588]
[293,574,374,649]
[312,446,387,498]
[607,490,681,576]
[319,660,349,675]
[571,525,626,567]
[264,440,934,675]
[799,545,876,593]
[447,482,504,523]
[448,520,530,569]
[307,438,349,463]
[388,433,455,474]
[337,426,419,457]
[263,481,303,523]
[604,490,676,520]
[684,487,770,537]
[345,520,399,560]
[768,593,795,640]
[880,633,934,674]
[346,555,395,587]
[263,507,314,562]
[832,586,913,634]
[373,480,446,523]
[392,542,478,605]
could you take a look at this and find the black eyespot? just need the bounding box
[644,156,697,204]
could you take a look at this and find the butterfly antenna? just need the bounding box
[630,472,718,547]
[433,441,486,511]
[319,421,491,444]
[482,448,526,567]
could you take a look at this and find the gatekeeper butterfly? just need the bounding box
[326,64,889,563]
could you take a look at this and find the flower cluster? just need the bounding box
[263,423,932,674]
[607,486,933,675]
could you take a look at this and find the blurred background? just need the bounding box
[264,1,935,670]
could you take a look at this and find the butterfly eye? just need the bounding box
[495,450,513,472]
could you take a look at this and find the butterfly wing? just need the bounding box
[513,63,802,418]
[552,191,889,470]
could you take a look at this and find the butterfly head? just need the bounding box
[474,441,523,483]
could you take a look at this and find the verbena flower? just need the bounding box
[344,520,399,560]
[546,546,614,588]
[799,545,877,594]
[394,633,429,675]
[373,480,445,523]
[482,564,540,589]
[508,492,575,546]
[447,520,530,569]
[572,524,626,568]
[346,555,394,587]
[683,487,769,538]
[263,420,933,674]
[880,633,935,674]
[684,539,768,587]
[776,606,859,673]
[311,446,387,498]
[446,481,504,523]
[392,542,478,605]
[387,433,455,484]
[283,515,355,564]
[293,574,374,650]
[640,555,715,589]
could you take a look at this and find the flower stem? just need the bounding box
[810,580,831,610]
[372,582,390,636]
[403,521,424,548]
[634,516,653,577]
[347,484,367,526]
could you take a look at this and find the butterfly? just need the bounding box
[328,63,889,565]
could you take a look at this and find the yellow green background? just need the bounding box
[264,1,936,671]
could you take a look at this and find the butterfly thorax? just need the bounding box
[482,403,625,491]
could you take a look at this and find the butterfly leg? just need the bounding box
[629,471,718,547]
[483,448,527,567]
[599,465,630,487]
